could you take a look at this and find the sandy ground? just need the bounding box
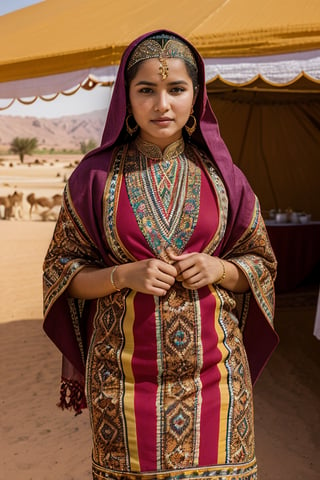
[0,158,319,479]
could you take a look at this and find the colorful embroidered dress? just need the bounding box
[44,138,275,480]
[43,29,278,480]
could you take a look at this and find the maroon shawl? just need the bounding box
[43,30,278,412]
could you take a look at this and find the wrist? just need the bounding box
[110,265,121,291]
[215,259,226,285]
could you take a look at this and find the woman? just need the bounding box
[43,30,278,480]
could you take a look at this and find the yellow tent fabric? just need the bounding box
[208,85,320,219]
[0,0,320,83]
[0,0,319,220]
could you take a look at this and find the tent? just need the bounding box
[0,0,320,217]
[207,73,320,220]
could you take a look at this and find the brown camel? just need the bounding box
[0,191,24,220]
[26,193,62,219]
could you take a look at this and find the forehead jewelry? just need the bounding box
[127,38,197,81]
[159,55,169,79]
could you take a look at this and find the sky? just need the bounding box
[0,0,43,16]
[0,0,112,118]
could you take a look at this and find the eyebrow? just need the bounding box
[134,80,190,86]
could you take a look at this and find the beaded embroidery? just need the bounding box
[127,37,197,80]
[124,138,201,259]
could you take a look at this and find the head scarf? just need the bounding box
[74,29,256,254]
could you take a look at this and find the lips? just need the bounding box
[152,117,173,125]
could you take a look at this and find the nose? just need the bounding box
[155,91,169,113]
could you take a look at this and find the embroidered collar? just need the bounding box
[134,136,185,160]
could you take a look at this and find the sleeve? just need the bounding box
[223,197,279,383]
[43,185,106,414]
[43,185,105,318]
[226,198,277,327]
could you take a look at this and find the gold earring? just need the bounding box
[185,112,197,137]
[126,114,139,136]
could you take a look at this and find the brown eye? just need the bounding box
[171,87,185,93]
[139,87,153,94]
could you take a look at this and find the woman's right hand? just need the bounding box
[115,258,177,296]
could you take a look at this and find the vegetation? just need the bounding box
[5,139,99,159]
[33,147,81,155]
[80,139,97,154]
[9,137,39,163]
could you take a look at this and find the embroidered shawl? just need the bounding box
[43,30,278,413]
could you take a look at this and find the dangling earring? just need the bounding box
[185,108,197,137]
[126,114,139,136]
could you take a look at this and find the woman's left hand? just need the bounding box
[167,250,223,290]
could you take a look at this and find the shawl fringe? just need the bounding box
[57,377,87,416]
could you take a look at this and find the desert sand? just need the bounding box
[0,157,319,480]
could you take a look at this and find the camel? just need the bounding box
[26,192,62,220]
[0,191,24,220]
[0,195,12,219]
[10,191,24,219]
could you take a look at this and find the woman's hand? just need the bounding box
[68,258,178,299]
[167,250,223,289]
[115,258,178,296]
[167,249,250,293]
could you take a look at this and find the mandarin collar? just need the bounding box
[134,136,185,161]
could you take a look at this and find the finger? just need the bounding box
[177,264,199,282]
[158,261,178,277]
[167,250,195,262]
[173,258,197,278]
[161,272,176,286]
[182,280,201,290]
[149,287,168,297]
[183,271,202,285]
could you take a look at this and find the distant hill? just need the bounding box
[0,109,108,150]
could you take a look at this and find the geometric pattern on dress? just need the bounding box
[89,141,262,476]
[219,304,255,464]
[155,283,202,470]
[103,142,228,265]
[147,156,182,219]
[124,142,201,259]
[92,456,258,479]
[86,293,131,471]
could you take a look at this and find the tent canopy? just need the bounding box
[1,0,320,84]
[208,81,320,219]
[1,0,319,220]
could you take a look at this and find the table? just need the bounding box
[314,288,320,340]
[265,221,320,292]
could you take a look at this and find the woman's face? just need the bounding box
[128,58,195,150]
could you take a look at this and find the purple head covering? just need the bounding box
[78,29,256,254]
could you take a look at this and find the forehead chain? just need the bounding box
[127,38,197,80]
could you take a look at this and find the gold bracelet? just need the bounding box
[110,265,121,291]
[215,259,226,285]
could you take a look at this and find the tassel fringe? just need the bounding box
[57,377,87,415]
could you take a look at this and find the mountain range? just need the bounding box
[0,109,108,151]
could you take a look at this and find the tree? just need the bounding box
[80,139,97,154]
[10,137,39,163]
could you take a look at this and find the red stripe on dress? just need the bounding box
[198,289,222,466]
[132,292,158,471]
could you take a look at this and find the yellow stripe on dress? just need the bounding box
[209,284,230,464]
[121,290,140,471]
